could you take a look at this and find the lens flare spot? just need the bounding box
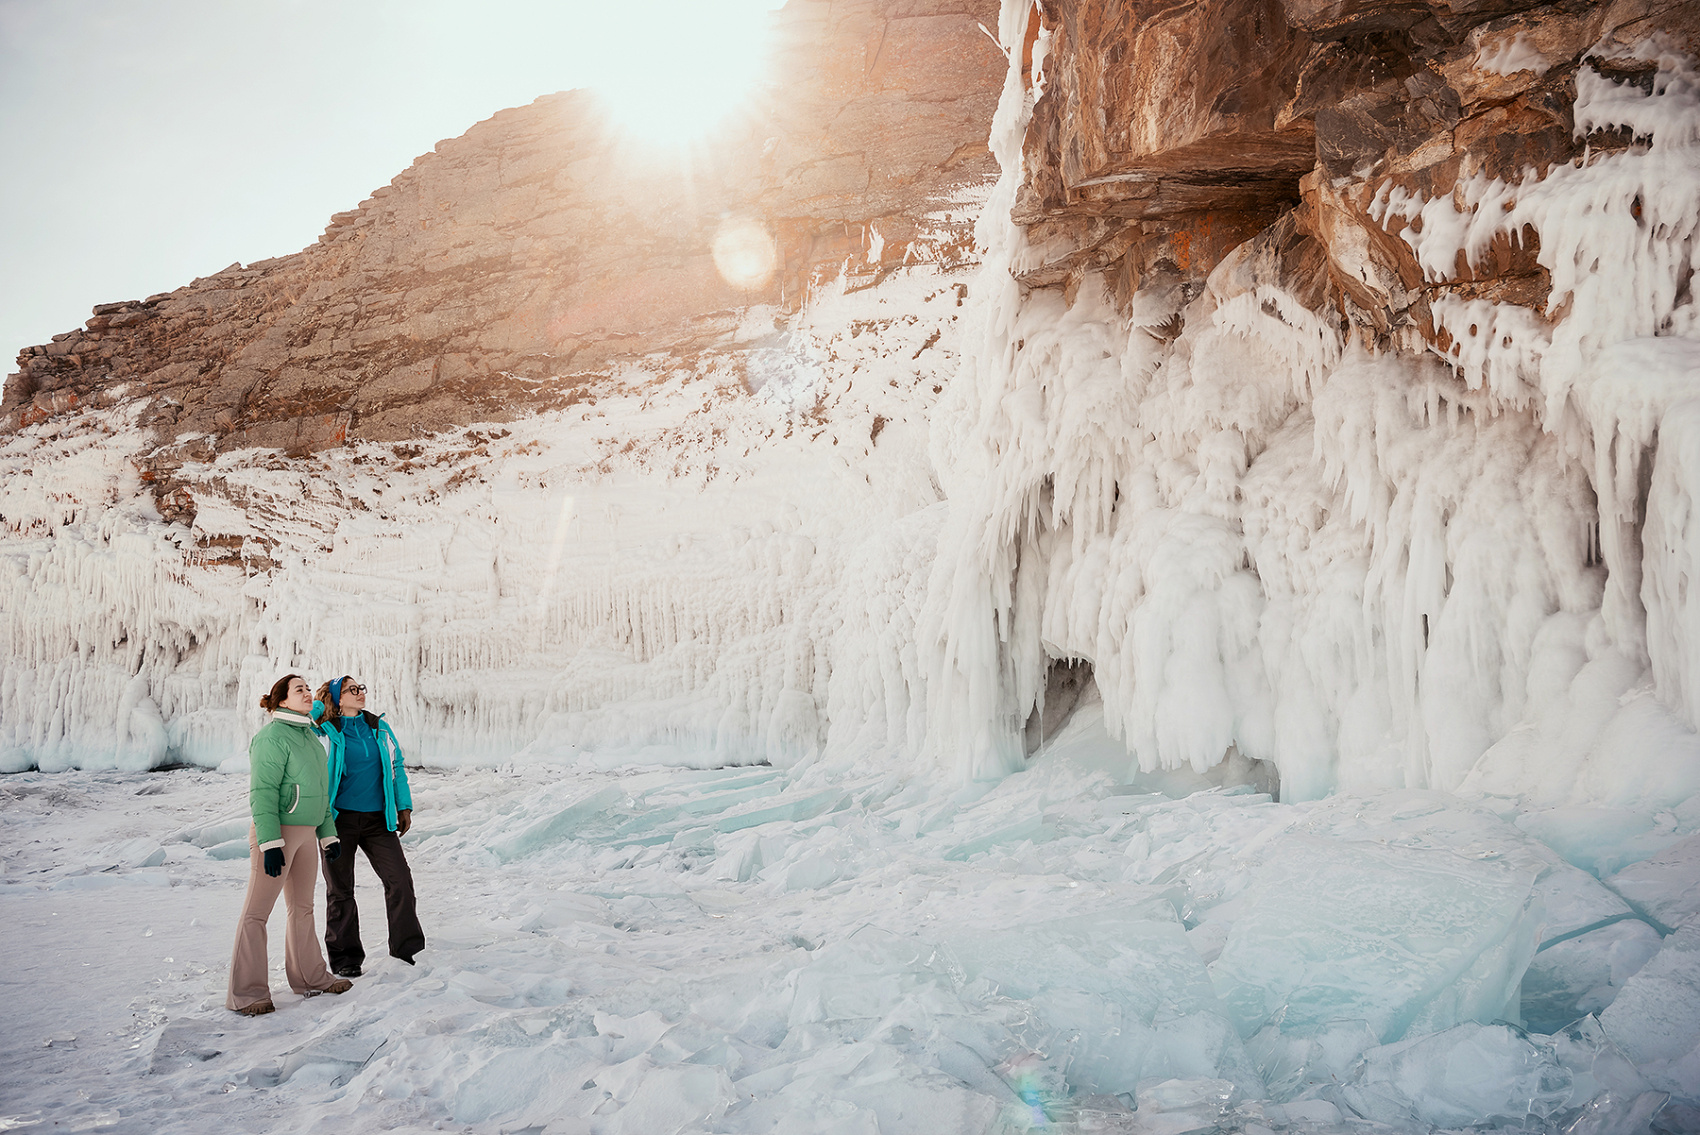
[713,219,778,291]
[582,1,780,149]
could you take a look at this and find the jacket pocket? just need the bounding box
[286,784,301,814]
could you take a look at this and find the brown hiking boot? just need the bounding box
[235,1000,274,1017]
[325,978,353,994]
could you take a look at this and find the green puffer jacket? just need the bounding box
[249,710,338,849]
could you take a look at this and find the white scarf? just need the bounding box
[271,708,317,728]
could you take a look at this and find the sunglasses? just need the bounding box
[341,684,367,696]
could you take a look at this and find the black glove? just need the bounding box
[324,840,341,863]
[263,847,285,877]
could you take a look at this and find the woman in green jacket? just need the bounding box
[226,674,354,1016]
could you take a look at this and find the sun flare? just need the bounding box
[580,0,780,149]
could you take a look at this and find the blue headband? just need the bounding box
[329,676,344,705]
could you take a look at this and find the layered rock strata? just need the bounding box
[1015,0,1700,332]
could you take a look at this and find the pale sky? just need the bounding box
[0,0,781,382]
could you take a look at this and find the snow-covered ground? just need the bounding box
[4,709,1696,1134]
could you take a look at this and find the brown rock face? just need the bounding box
[1022,0,1316,213]
[15,0,1695,507]
[1011,0,1699,344]
[3,0,1003,524]
[1016,0,1317,300]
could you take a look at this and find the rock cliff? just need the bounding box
[3,0,1004,529]
[1015,0,1699,329]
[19,0,1695,487]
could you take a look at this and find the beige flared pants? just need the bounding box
[226,824,336,1010]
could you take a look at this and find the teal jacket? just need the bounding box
[248,710,339,849]
[317,707,413,833]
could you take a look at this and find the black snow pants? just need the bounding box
[321,810,425,969]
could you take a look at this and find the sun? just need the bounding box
[577,0,782,150]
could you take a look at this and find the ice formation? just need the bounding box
[5,25,1700,811]
[911,22,1700,806]
[0,274,963,774]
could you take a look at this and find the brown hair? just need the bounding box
[313,675,355,723]
[259,673,304,713]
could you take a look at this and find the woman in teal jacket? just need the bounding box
[226,674,354,1015]
[315,675,425,976]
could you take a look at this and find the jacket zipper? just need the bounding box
[287,784,300,814]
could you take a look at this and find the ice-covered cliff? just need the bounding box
[0,0,1005,773]
[924,0,1700,818]
[3,0,1700,814]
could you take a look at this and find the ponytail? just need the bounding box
[314,675,356,722]
[314,679,335,723]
